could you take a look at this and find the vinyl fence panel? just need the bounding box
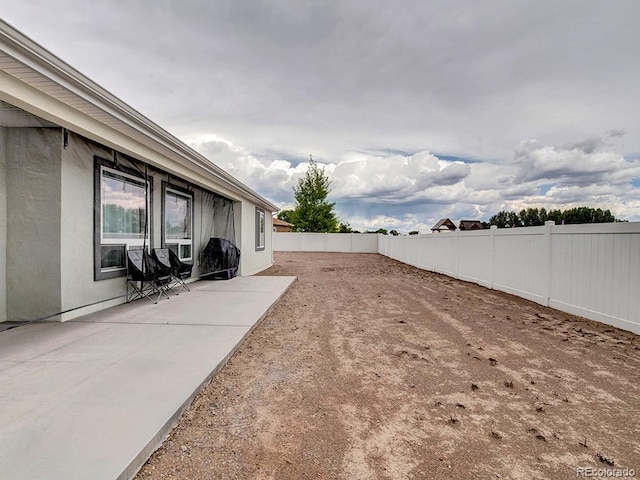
[274,232,378,253]
[378,222,640,334]
[274,224,640,334]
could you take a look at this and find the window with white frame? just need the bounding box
[163,186,193,261]
[256,207,265,251]
[95,158,151,280]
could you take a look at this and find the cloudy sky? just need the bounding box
[2,0,639,232]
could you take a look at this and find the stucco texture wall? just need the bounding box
[5,127,62,321]
[238,201,273,276]
[60,132,266,313]
[60,133,122,313]
[0,127,7,321]
[3,127,274,321]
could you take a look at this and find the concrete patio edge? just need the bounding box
[120,276,297,480]
[0,275,296,480]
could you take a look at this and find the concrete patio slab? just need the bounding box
[0,275,295,480]
[75,276,295,327]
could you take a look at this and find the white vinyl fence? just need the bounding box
[275,222,640,334]
[378,222,640,334]
[274,232,379,253]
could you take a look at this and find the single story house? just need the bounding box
[459,220,484,231]
[273,217,294,232]
[0,19,277,323]
[431,218,457,233]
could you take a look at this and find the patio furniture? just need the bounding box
[200,237,240,280]
[126,249,173,304]
[152,248,183,295]
[167,248,194,292]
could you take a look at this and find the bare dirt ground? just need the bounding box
[135,252,640,480]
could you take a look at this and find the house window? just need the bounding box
[256,207,265,251]
[163,186,193,261]
[94,158,151,280]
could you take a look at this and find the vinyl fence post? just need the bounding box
[543,220,554,307]
[434,233,438,273]
[489,225,497,289]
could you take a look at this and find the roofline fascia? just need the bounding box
[0,19,278,211]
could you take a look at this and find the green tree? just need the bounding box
[518,207,548,227]
[389,229,400,236]
[489,206,620,227]
[488,211,508,228]
[277,209,298,225]
[507,211,522,228]
[408,230,419,235]
[547,209,563,224]
[291,157,338,232]
[338,222,354,233]
[562,207,616,224]
[489,210,522,228]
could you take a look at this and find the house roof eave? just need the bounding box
[0,19,278,212]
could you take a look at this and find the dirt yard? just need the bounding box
[135,252,640,480]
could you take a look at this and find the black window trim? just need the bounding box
[93,155,153,281]
[255,207,265,251]
[161,180,194,263]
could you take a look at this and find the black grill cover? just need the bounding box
[201,237,240,279]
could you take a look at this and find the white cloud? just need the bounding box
[330,151,471,201]
[344,213,432,234]
[2,1,639,162]
[2,1,640,232]
[187,134,640,232]
[513,139,640,185]
[187,139,477,207]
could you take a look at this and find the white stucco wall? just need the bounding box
[60,133,124,315]
[0,127,7,321]
[0,125,276,322]
[238,201,273,276]
[6,127,62,321]
[58,132,275,318]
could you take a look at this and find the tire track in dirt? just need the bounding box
[135,253,640,480]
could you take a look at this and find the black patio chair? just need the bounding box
[168,248,194,292]
[126,249,173,304]
[152,248,181,295]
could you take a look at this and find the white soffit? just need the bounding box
[0,99,57,127]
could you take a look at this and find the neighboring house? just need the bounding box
[459,220,484,231]
[273,218,294,232]
[0,20,277,323]
[431,218,457,233]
